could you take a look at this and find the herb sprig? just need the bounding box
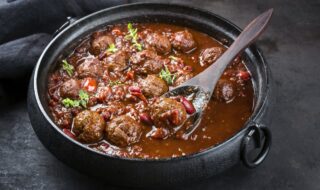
[78,90,89,108]
[159,66,176,85]
[62,98,79,108]
[62,90,89,108]
[62,59,74,76]
[125,23,143,51]
[106,43,118,53]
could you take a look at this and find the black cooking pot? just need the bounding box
[27,3,272,187]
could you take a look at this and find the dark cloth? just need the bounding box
[0,0,127,80]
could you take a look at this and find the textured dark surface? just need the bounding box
[0,0,319,189]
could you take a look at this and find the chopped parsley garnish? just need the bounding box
[132,42,142,51]
[61,90,89,108]
[62,59,74,76]
[108,80,124,87]
[62,98,80,108]
[106,43,118,53]
[159,66,176,85]
[79,90,89,108]
[125,23,138,40]
[125,23,143,51]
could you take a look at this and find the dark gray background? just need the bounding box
[1,0,319,189]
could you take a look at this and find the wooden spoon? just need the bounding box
[163,9,273,135]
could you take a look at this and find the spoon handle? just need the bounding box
[183,9,273,94]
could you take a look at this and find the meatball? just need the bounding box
[106,115,143,147]
[105,50,128,71]
[151,98,187,128]
[172,30,196,52]
[199,47,224,66]
[142,58,165,74]
[77,57,103,78]
[90,32,114,55]
[130,50,165,74]
[145,32,171,54]
[214,79,236,102]
[59,79,80,99]
[139,75,168,97]
[130,49,157,64]
[73,110,106,143]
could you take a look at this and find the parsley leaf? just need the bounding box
[106,43,118,53]
[132,42,142,51]
[108,80,124,87]
[125,23,143,51]
[79,90,89,108]
[62,98,80,108]
[125,23,137,40]
[62,59,74,76]
[61,90,89,108]
[159,66,176,85]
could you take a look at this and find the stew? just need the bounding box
[47,23,253,159]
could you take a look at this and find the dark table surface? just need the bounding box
[1,0,320,189]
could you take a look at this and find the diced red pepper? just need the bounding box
[128,86,147,103]
[82,77,97,92]
[132,92,148,104]
[63,129,76,140]
[126,71,135,80]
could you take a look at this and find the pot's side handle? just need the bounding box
[53,17,78,37]
[241,124,272,168]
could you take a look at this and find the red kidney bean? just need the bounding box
[128,86,142,94]
[62,129,76,140]
[139,113,153,125]
[180,97,196,114]
[237,71,251,81]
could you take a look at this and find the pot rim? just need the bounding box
[32,2,270,163]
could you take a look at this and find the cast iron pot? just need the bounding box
[27,3,272,187]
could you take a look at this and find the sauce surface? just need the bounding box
[47,23,253,159]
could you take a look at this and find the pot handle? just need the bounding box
[53,17,78,37]
[241,124,272,168]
